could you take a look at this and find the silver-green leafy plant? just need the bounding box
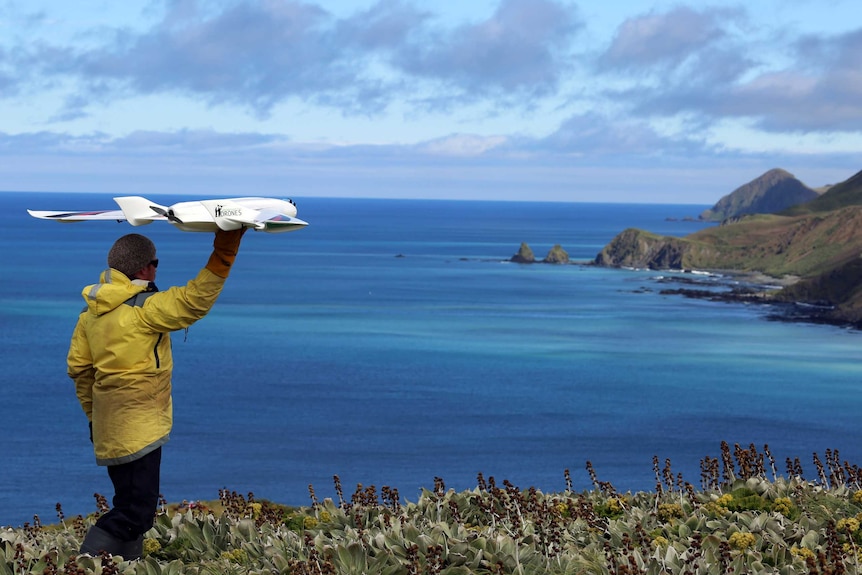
[3,443,862,574]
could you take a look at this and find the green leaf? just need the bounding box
[202,520,215,547]
[137,557,163,575]
[801,530,820,548]
[335,541,368,573]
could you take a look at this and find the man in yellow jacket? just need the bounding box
[68,228,245,560]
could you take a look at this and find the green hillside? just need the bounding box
[784,169,862,215]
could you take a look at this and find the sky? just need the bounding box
[1,0,860,204]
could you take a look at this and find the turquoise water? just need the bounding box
[1,193,860,527]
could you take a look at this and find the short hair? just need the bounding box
[107,234,156,278]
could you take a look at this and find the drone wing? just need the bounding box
[27,209,128,222]
[247,209,309,233]
[28,196,171,227]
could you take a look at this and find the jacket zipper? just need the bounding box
[154,333,163,368]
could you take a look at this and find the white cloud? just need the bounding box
[599,6,740,71]
[419,134,508,157]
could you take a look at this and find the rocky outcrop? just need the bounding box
[594,228,691,269]
[699,168,819,221]
[510,243,571,264]
[510,242,536,263]
[543,244,569,264]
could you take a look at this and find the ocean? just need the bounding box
[2,192,860,528]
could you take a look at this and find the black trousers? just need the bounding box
[96,447,162,541]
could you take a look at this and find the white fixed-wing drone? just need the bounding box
[27,196,308,233]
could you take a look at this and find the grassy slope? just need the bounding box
[784,169,862,215]
[682,206,862,278]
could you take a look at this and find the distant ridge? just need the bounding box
[699,168,819,221]
[783,168,862,215]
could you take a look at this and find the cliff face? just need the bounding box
[594,229,691,269]
[699,168,819,221]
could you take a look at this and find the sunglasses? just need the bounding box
[149,259,159,268]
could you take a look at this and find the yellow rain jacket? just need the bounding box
[68,263,230,466]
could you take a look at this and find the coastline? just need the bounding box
[716,270,801,289]
[647,268,860,330]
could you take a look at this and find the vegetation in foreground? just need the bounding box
[3,442,862,575]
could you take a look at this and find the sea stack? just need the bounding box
[543,244,569,264]
[510,242,536,263]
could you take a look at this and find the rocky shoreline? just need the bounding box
[647,270,860,330]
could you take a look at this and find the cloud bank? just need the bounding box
[1,0,860,202]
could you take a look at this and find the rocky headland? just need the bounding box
[595,168,862,329]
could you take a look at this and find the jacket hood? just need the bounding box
[81,268,147,316]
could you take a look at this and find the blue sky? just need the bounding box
[1,0,860,203]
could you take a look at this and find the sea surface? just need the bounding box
[2,192,860,528]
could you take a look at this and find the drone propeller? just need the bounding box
[150,205,183,224]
